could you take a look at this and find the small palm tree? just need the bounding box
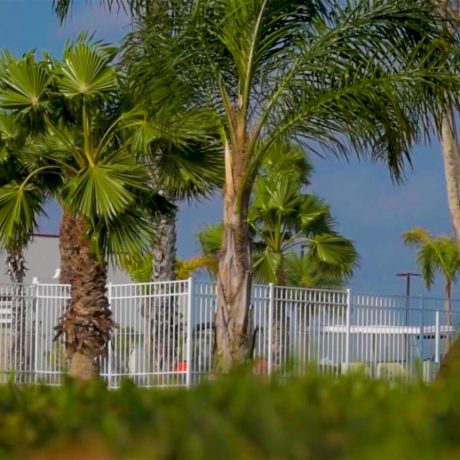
[403,228,460,329]
[199,142,358,287]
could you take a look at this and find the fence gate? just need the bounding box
[105,280,193,388]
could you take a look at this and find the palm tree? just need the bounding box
[198,143,359,287]
[0,112,29,284]
[56,0,460,371]
[284,254,351,290]
[0,38,171,380]
[125,0,460,372]
[0,112,35,381]
[199,145,358,367]
[403,228,460,331]
[120,32,223,373]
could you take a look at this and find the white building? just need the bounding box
[0,234,132,284]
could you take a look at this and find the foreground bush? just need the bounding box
[0,371,460,459]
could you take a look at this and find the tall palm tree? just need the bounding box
[403,228,460,330]
[124,0,460,372]
[120,11,223,376]
[56,0,460,372]
[0,38,171,380]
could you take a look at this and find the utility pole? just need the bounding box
[396,272,421,325]
[396,272,421,365]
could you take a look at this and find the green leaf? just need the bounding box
[57,42,118,98]
[0,183,44,247]
[65,161,148,220]
[0,52,50,112]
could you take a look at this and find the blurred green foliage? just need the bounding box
[0,370,459,459]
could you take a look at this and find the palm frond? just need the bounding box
[305,234,359,276]
[56,42,118,98]
[64,160,149,221]
[0,52,50,132]
[0,183,45,247]
[403,227,460,289]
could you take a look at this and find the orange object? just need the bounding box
[174,361,187,372]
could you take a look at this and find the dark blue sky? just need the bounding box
[0,1,453,296]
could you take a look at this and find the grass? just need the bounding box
[0,369,460,459]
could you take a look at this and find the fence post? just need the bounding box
[185,277,193,388]
[435,310,440,364]
[345,288,351,372]
[32,279,39,384]
[106,282,113,388]
[267,283,274,376]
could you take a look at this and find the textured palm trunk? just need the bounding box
[152,208,177,282]
[213,141,253,372]
[270,262,290,370]
[437,107,460,380]
[145,207,182,375]
[7,249,27,382]
[441,108,460,247]
[432,0,460,383]
[56,210,115,380]
[145,153,182,375]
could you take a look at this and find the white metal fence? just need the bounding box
[0,279,458,387]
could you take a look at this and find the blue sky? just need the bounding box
[0,1,453,296]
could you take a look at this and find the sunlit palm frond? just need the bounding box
[0,52,51,133]
[56,42,118,98]
[64,159,149,221]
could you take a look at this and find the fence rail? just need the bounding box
[0,279,458,387]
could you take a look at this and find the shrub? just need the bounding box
[0,370,460,459]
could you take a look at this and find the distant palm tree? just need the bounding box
[198,142,358,287]
[403,228,460,330]
[198,143,358,367]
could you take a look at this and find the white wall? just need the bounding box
[0,234,132,284]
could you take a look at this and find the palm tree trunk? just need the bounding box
[56,211,115,380]
[272,262,289,370]
[144,151,183,374]
[441,108,460,248]
[433,0,460,385]
[7,249,27,382]
[213,144,253,372]
[436,106,460,381]
[445,280,452,346]
[152,207,177,282]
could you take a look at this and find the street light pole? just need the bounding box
[396,272,421,325]
[396,272,421,365]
